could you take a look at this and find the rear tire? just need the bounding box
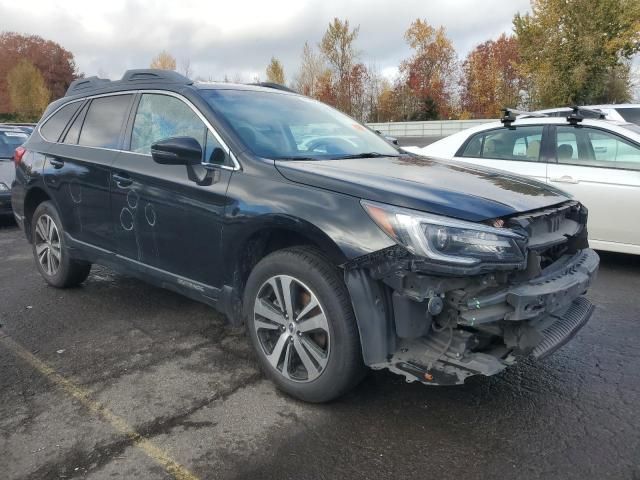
[31,201,91,288]
[244,246,365,403]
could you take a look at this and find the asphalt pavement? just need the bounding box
[1,216,639,480]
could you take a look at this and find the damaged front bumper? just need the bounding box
[345,247,599,386]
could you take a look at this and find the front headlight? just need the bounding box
[0,182,8,192]
[361,200,525,265]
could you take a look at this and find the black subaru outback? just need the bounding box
[11,70,599,402]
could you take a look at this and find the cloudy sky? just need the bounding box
[1,0,532,81]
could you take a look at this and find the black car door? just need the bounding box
[110,92,233,289]
[41,94,135,252]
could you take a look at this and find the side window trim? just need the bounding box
[60,99,89,145]
[35,89,240,171]
[38,100,84,142]
[122,92,142,152]
[539,125,554,163]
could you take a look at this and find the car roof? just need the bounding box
[63,69,297,100]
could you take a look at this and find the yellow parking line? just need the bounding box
[0,333,200,480]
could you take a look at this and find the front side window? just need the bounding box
[130,94,206,155]
[461,126,544,162]
[200,89,399,160]
[78,95,133,149]
[556,125,640,171]
[40,102,82,142]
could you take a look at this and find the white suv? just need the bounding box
[409,113,640,255]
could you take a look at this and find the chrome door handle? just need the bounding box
[49,157,64,169]
[112,173,133,187]
[550,175,578,184]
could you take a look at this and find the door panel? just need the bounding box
[111,92,233,288]
[43,144,117,251]
[110,153,231,286]
[458,157,547,182]
[547,164,640,247]
[42,94,134,251]
[548,125,640,248]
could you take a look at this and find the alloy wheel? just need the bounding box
[34,214,62,276]
[253,275,331,382]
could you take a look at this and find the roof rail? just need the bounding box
[500,107,547,126]
[65,69,193,97]
[567,106,606,124]
[65,76,112,96]
[250,82,298,94]
[120,69,192,85]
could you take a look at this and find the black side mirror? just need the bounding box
[151,136,202,165]
[207,147,226,165]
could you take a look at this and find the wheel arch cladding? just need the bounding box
[23,187,52,242]
[344,268,396,365]
[221,221,347,325]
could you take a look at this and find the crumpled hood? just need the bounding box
[275,155,570,222]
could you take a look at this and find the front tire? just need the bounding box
[244,246,365,403]
[31,201,91,288]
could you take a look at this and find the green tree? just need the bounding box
[514,0,640,107]
[265,57,286,84]
[7,59,50,121]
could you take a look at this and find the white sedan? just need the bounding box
[406,116,640,255]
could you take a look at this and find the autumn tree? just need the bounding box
[374,79,397,122]
[0,32,77,113]
[399,19,457,119]
[7,60,50,121]
[150,50,176,70]
[320,18,360,114]
[460,34,523,118]
[265,57,286,84]
[514,0,640,108]
[295,42,326,97]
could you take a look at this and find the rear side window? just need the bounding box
[78,95,133,149]
[556,125,640,171]
[616,108,640,125]
[461,126,544,162]
[40,102,81,142]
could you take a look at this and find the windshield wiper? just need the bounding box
[272,156,318,161]
[334,152,399,159]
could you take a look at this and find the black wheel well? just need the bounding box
[23,188,51,242]
[233,228,331,295]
